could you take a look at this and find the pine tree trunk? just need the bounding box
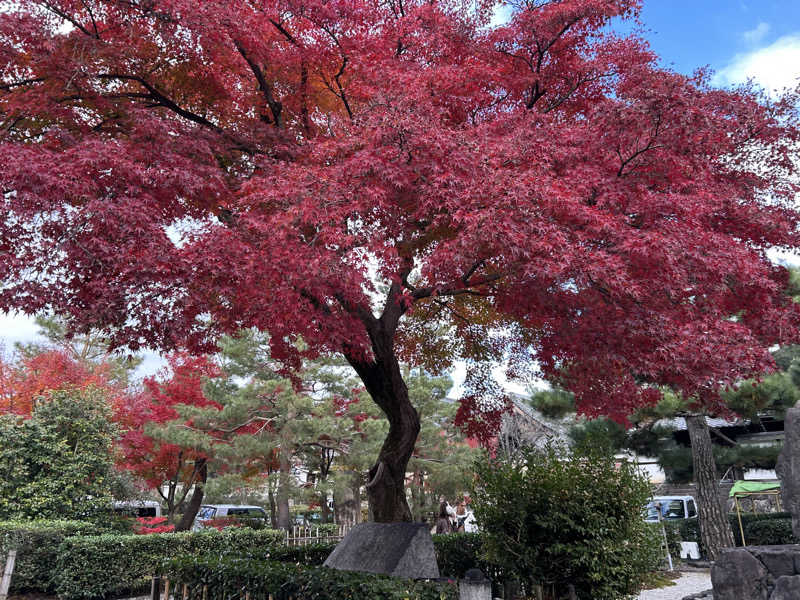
[347,330,420,523]
[277,445,291,529]
[353,473,362,524]
[175,459,207,532]
[267,479,277,529]
[686,414,735,560]
[320,490,332,523]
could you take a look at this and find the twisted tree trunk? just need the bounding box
[687,415,735,560]
[347,322,420,522]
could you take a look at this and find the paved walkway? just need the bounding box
[637,570,711,600]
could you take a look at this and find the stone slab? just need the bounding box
[749,546,800,577]
[771,575,800,600]
[323,522,440,579]
[712,548,769,600]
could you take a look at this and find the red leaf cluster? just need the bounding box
[0,349,117,417]
[134,516,175,535]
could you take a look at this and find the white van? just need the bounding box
[192,504,268,530]
[112,500,162,518]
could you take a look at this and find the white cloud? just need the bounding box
[742,22,770,45]
[490,2,512,27]
[714,34,800,94]
[0,311,44,348]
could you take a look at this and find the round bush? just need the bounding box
[472,444,661,600]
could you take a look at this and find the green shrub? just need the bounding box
[163,554,457,600]
[730,512,798,547]
[472,444,660,600]
[0,389,117,522]
[740,518,796,546]
[54,527,285,600]
[0,520,97,594]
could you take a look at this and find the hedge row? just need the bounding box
[666,512,799,557]
[163,554,457,600]
[54,528,285,600]
[0,520,99,594]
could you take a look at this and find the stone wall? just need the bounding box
[711,545,800,600]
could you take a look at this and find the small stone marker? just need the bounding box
[458,568,491,600]
[0,550,17,600]
[323,522,440,579]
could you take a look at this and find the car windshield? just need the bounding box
[197,507,216,520]
[645,500,685,520]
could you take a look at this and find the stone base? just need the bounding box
[323,522,440,579]
[712,545,800,600]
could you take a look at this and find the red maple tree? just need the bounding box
[2,0,800,521]
[115,353,223,529]
[0,349,115,416]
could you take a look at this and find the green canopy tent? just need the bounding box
[729,480,782,546]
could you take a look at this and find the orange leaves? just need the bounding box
[0,349,116,417]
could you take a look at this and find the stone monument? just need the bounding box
[323,522,440,579]
[777,404,800,537]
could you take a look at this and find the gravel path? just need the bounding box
[637,570,711,600]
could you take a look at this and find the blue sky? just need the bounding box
[3,0,800,383]
[624,0,800,92]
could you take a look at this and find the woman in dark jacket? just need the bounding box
[435,502,452,534]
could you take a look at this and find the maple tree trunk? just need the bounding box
[348,332,420,523]
[687,415,735,560]
[175,459,207,532]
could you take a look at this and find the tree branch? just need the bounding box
[233,40,283,126]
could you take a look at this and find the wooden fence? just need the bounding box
[284,524,351,546]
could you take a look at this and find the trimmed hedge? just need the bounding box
[55,528,285,600]
[265,543,336,566]
[666,512,799,558]
[164,554,457,600]
[0,520,98,594]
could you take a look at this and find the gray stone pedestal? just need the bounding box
[323,522,440,579]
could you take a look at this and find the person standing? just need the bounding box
[435,502,453,534]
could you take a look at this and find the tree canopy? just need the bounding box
[2,0,800,519]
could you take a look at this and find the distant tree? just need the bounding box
[115,353,224,529]
[16,315,143,386]
[0,387,117,520]
[0,348,116,416]
[405,368,477,522]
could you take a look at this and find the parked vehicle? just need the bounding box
[644,495,697,522]
[192,504,268,530]
[112,500,162,518]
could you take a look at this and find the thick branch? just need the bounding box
[233,40,283,126]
